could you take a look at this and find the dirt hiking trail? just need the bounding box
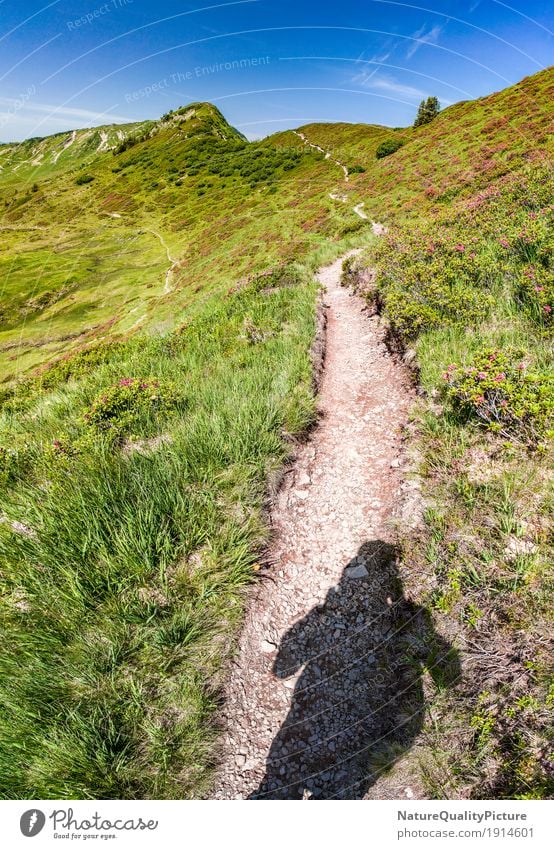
[211,254,443,800]
[292,131,386,234]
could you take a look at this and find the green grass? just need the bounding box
[0,102,359,383]
[349,140,553,798]
[0,265,321,798]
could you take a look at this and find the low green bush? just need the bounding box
[376,138,405,159]
[83,378,183,440]
[375,245,495,340]
[75,174,95,185]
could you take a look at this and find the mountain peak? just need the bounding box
[158,102,246,142]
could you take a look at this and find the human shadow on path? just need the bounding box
[251,541,460,799]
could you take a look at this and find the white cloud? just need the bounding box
[0,97,130,127]
[352,72,426,100]
[406,24,444,59]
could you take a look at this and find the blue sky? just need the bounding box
[0,0,552,140]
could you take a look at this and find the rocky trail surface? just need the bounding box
[212,254,434,800]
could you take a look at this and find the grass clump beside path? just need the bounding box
[0,264,321,799]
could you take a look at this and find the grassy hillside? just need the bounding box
[301,68,553,222]
[0,68,552,799]
[0,103,361,382]
[341,68,553,798]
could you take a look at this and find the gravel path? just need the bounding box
[293,131,349,181]
[211,254,429,800]
[143,228,178,293]
[293,131,385,234]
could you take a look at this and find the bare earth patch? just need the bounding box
[210,256,452,800]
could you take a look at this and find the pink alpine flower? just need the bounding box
[499,238,509,248]
[493,373,506,382]
[478,372,487,380]
[544,305,552,313]
[454,244,465,252]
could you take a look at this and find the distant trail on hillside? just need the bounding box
[212,253,428,800]
[293,130,349,182]
[142,228,178,293]
[295,131,385,233]
[52,130,76,164]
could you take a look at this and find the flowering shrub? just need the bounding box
[444,349,553,447]
[371,164,553,339]
[38,340,131,388]
[374,235,495,340]
[515,264,554,325]
[83,378,183,439]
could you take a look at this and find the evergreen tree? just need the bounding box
[413,96,441,127]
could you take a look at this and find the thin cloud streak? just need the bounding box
[406,23,444,59]
[0,98,130,125]
[352,72,426,100]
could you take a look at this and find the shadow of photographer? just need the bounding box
[251,540,460,799]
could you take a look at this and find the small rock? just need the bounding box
[10,520,37,538]
[505,536,537,560]
[345,564,369,579]
[261,639,276,653]
[234,754,246,767]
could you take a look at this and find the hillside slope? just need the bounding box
[297,67,553,221]
[341,69,553,799]
[0,103,361,382]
